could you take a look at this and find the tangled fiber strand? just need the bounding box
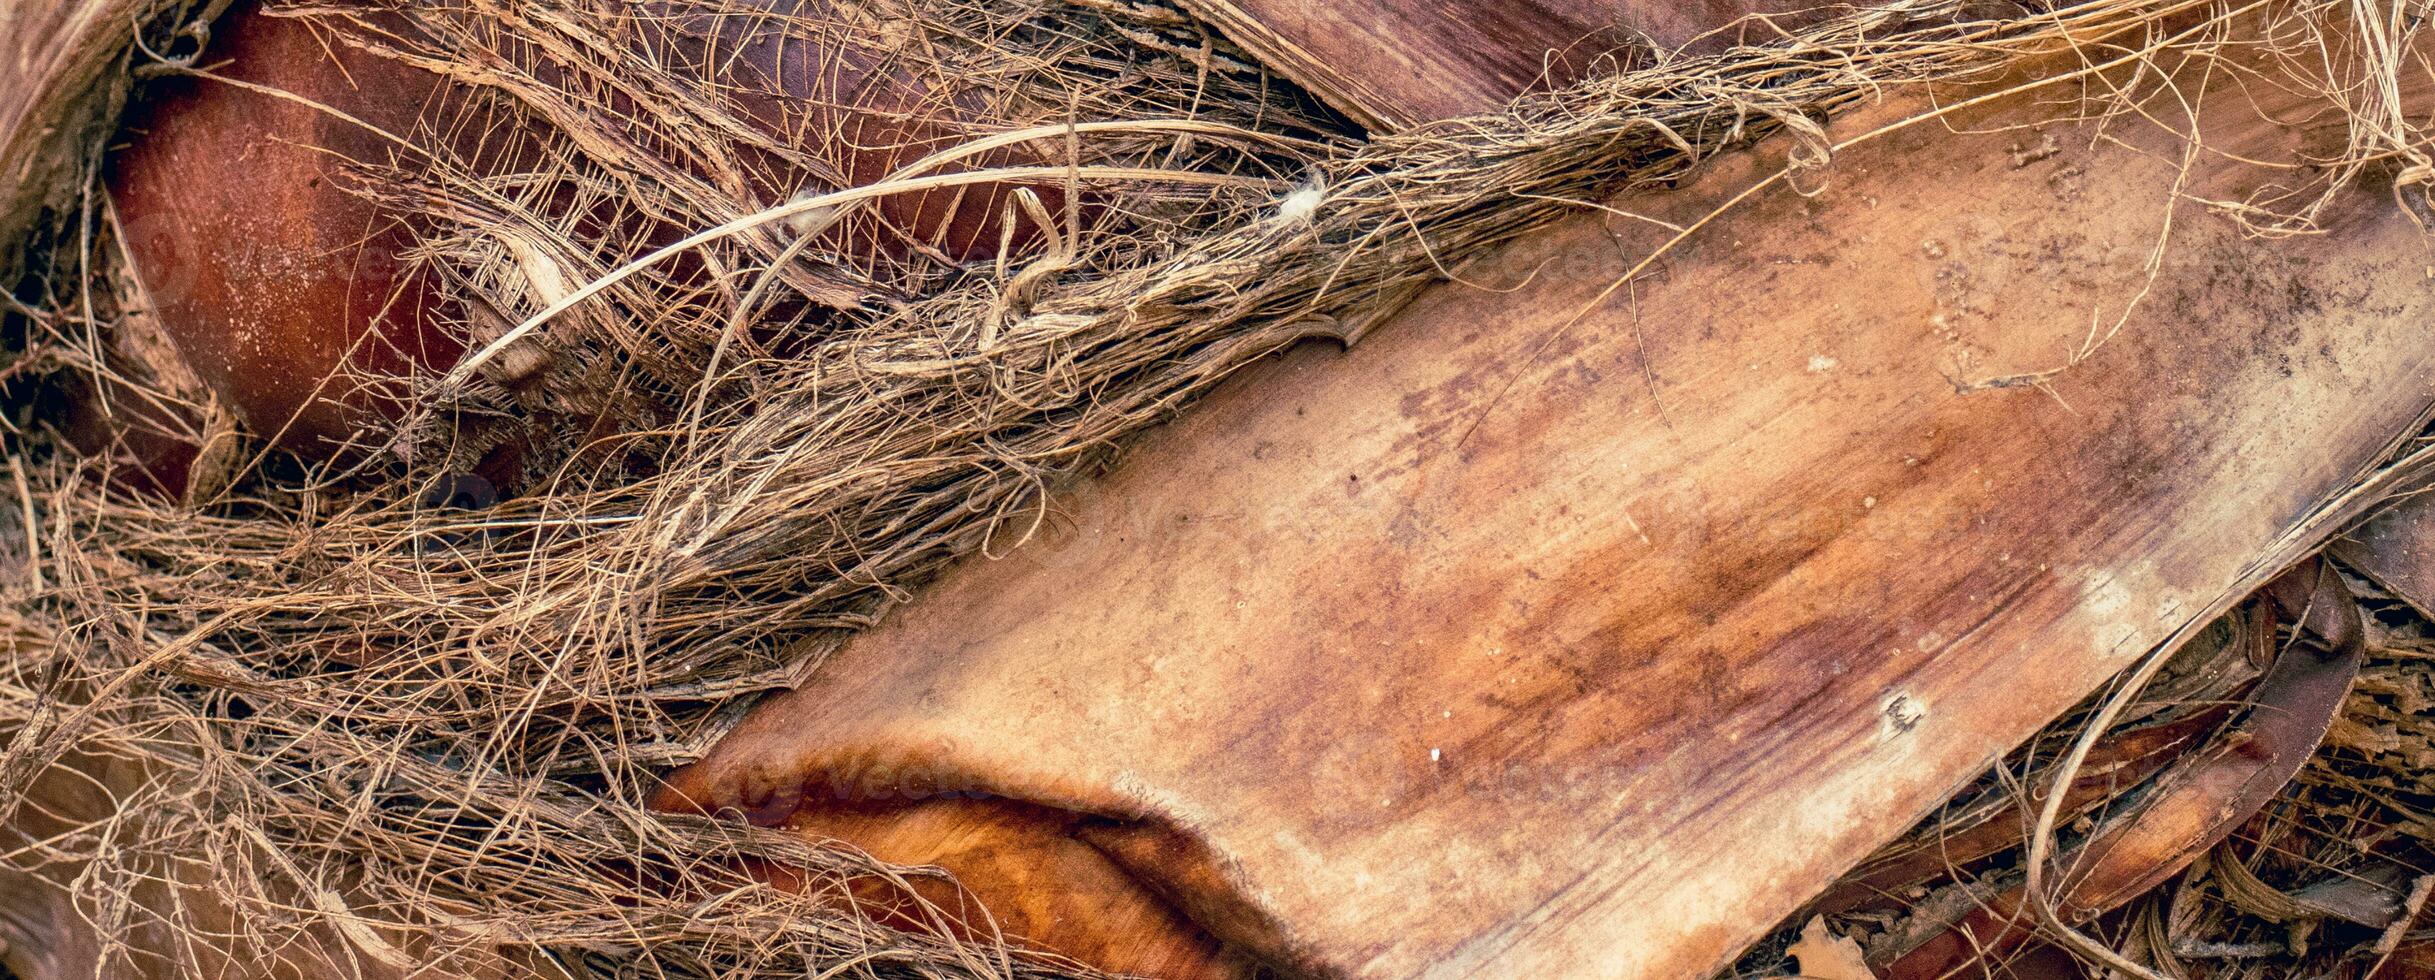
[3,0,2432,976]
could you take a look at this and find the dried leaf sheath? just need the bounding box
[660,22,2435,973]
[1,0,2433,977]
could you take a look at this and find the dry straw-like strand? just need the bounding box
[2,0,2428,976]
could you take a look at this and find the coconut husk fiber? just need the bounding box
[2,0,2434,978]
[650,9,2435,970]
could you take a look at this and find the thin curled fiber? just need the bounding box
[1,0,2430,976]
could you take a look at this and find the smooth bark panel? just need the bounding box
[682,57,2435,980]
[1171,0,1821,128]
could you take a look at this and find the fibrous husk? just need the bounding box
[658,9,2435,972]
[1,0,2433,977]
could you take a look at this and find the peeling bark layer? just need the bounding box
[662,47,2435,980]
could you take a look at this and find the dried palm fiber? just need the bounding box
[2,0,2434,979]
[656,4,2435,974]
[88,0,1348,494]
[5,1,1342,974]
[1167,0,1836,127]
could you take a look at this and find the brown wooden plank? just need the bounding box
[1171,0,1823,128]
[661,42,2435,977]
